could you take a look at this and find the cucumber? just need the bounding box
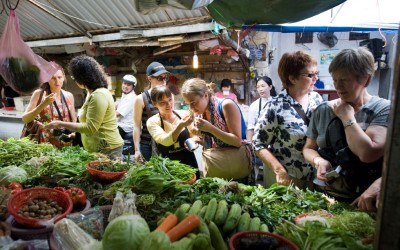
[259,223,269,232]
[214,200,228,226]
[188,200,203,215]
[192,233,212,250]
[236,212,251,232]
[222,204,242,233]
[175,203,191,222]
[199,205,207,219]
[248,217,261,231]
[171,237,193,250]
[197,219,210,236]
[204,198,218,223]
[208,221,228,250]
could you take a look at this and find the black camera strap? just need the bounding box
[51,91,72,122]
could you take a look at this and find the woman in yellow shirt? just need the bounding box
[45,56,123,160]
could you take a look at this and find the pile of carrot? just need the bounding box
[156,213,200,242]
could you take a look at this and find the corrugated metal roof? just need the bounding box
[0,0,211,41]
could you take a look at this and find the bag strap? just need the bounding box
[217,98,247,140]
[292,104,310,126]
[52,91,72,122]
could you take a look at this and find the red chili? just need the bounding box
[11,187,22,195]
[65,188,87,209]
[53,187,67,192]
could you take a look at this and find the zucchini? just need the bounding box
[204,198,218,223]
[236,212,251,232]
[188,200,203,215]
[248,217,261,231]
[222,204,242,233]
[214,200,228,226]
[171,237,193,250]
[197,219,210,236]
[208,221,228,250]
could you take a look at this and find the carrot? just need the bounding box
[166,214,201,242]
[156,213,178,233]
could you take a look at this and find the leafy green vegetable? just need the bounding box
[0,165,28,185]
[328,211,375,239]
[102,214,150,249]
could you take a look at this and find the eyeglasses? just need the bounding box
[300,72,319,79]
[152,75,169,82]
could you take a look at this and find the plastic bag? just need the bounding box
[0,10,59,95]
[67,207,105,240]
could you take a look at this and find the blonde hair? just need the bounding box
[181,78,211,97]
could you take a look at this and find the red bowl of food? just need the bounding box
[7,188,73,228]
[229,231,300,250]
[86,161,128,183]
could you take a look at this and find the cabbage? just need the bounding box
[102,214,150,250]
[139,230,170,250]
[0,166,28,185]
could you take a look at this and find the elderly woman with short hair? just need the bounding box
[303,47,390,201]
[252,51,323,190]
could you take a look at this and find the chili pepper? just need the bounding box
[53,187,66,192]
[11,187,22,195]
[65,187,87,209]
[8,182,23,190]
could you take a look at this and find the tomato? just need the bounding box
[8,182,23,190]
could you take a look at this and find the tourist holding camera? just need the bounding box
[303,47,390,202]
[22,64,76,149]
[45,56,123,160]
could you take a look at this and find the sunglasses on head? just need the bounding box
[300,71,319,78]
[153,75,169,82]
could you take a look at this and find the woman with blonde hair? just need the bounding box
[181,78,253,184]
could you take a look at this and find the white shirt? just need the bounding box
[247,97,270,130]
[116,91,136,133]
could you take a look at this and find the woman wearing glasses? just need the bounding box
[252,51,323,190]
[133,61,170,162]
[303,47,390,202]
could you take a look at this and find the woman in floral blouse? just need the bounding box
[252,51,323,190]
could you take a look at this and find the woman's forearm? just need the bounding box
[22,102,47,123]
[209,125,241,147]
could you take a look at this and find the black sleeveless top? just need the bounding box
[141,90,159,145]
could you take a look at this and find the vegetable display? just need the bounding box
[65,188,87,210]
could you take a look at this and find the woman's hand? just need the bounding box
[42,93,56,106]
[276,171,291,186]
[180,113,194,127]
[194,117,213,133]
[316,159,334,182]
[328,99,355,121]
[44,120,62,129]
[351,177,381,212]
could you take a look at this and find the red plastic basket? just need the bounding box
[7,187,73,229]
[229,231,300,250]
[86,161,128,183]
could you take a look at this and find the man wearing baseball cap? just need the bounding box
[133,62,170,162]
[116,75,137,144]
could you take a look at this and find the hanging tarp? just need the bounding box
[207,0,345,27]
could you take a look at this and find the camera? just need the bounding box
[51,128,72,136]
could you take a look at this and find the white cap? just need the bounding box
[122,75,137,86]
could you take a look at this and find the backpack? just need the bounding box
[217,98,247,140]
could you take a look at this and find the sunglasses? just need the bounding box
[300,72,319,79]
[152,75,169,82]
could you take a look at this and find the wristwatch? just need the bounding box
[343,119,356,129]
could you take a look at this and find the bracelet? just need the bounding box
[343,119,356,129]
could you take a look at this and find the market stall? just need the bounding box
[0,138,377,249]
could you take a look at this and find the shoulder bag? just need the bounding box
[202,99,253,180]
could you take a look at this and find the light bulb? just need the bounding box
[193,51,198,69]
